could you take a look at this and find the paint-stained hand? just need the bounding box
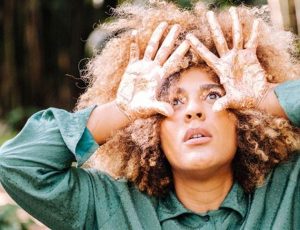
[187,7,270,111]
[116,22,190,120]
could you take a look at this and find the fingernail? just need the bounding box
[159,21,168,28]
[171,24,181,31]
[229,7,236,14]
[206,11,215,18]
[186,33,196,42]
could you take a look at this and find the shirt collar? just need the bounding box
[219,182,249,218]
[157,190,192,222]
[157,182,249,222]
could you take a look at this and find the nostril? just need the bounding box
[186,114,192,119]
[196,113,202,118]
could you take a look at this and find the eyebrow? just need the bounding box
[198,83,223,92]
[174,83,224,94]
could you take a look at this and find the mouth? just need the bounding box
[183,127,212,145]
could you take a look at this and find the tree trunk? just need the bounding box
[1,0,19,117]
[268,0,298,34]
[24,0,43,107]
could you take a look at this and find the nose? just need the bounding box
[184,101,205,122]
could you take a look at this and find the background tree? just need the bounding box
[0,0,118,130]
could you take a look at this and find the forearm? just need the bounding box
[87,101,130,144]
[258,80,300,127]
[258,83,288,119]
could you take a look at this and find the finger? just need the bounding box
[186,33,222,75]
[147,101,174,117]
[229,7,243,50]
[161,40,190,78]
[129,30,140,63]
[154,24,181,65]
[245,19,260,50]
[206,11,229,57]
[143,22,168,61]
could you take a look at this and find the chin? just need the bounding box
[179,151,217,168]
[175,150,232,173]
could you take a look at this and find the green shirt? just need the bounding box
[0,81,299,230]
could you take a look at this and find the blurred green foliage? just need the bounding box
[0,133,16,146]
[0,205,34,230]
[6,107,39,131]
[203,0,266,7]
[0,120,16,146]
[173,0,193,8]
[0,107,38,146]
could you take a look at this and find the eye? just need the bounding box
[205,91,222,101]
[171,97,185,106]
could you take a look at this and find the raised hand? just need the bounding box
[187,7,270,111]
[116,22,190,120]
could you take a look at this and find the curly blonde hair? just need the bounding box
[76,1,300,196]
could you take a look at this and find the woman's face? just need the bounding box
[160,67,237,177]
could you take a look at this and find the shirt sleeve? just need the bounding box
[0,106,99,229]
[275,80,300,127]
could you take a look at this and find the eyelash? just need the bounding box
[171,90,223,106]
[171,97,184,106]
[205,91,223,101]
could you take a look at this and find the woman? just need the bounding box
[0,1,299,229]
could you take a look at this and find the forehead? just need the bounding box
[175,67,219,89]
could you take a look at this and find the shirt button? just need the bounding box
[203,215,210,222]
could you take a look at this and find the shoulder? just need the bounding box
[266,151,300,190]
[249,152,300,227]
[81,168,159,226]
[84,168,158,205]
[252,152,300,203]
[272,151,300,183]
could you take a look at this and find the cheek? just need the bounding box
[216,112,238,155]
[160,119,180,162]
[160,120,173,151]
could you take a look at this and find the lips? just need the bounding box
[183,127,212,145]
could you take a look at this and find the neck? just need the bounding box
[173,166,233,213]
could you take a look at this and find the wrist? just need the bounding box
[87,101,131,144]
[256,83,273,109]
[113,100,133,122]
[257,83,288,118]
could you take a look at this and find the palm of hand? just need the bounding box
[116,23,190,120]
[118,60,163,118]
[187,7,269,111]
[218,48,267,109]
